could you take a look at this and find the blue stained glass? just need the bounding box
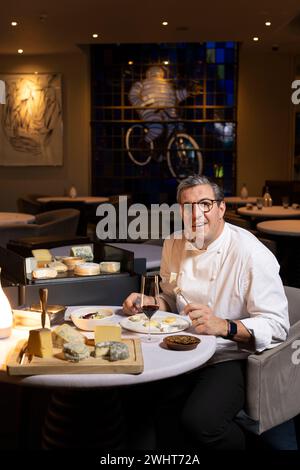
[195,95,203,105]
[216,49,225,63]
[225,79,234,93]
[207,49,215,63]
[206,94,215,105]
[206,42,216,48]
[227,94,234,106]
[226,42,234,48]
[206,80,215,92]
[217,66,225,79]
[216,94,226,105]
[207,64,217,78]
[225,49,235,62]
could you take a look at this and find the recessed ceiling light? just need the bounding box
[265,21,271,26]
[162,21,168,26]
[34,71,39,74]
[11,21,18,26]
[18,49,23,54]
[92,33,98,38]
[163,61,169,65]
[253,37,259,42]
[128,61,134,65]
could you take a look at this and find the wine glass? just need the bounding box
[140,274,160,342]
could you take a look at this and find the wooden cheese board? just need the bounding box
[6,338,143,376]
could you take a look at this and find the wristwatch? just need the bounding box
[222,320,237,339]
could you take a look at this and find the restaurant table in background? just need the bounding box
[0,212,35,226]
[224,196,259,207]
[0,309,216,449]
[257,220,300,288]
[36,196,110,236]
[256,220,300,237]
[237,205,300,219]
[37,196,109,204]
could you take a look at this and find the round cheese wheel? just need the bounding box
[74,263,100,276]
[32,268,57,279]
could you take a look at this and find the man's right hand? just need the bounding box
[122,293,142,316]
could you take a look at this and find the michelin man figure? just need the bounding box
[128,66,195,146]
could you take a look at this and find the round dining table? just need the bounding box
[224,196,258,206]
[37,196,109,204]
[237,205,300,219]
[256,220,300,290]
[0,308,216,388]
[0,307,216,449]
[256,219,300,237]
[0,212,35,226]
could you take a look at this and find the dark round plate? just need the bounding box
[163,334,201,351]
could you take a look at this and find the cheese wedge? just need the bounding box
[32,249,52,268]
[27,328,53,358]
[94,325,121,344]
[52,323,86,348]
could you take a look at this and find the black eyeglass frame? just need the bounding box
[180,199,223,213]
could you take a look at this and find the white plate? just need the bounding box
[120,311,190,335]
[70,306,117,331]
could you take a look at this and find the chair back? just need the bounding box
[0,209,80,247]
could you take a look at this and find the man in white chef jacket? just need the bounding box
[123,175,289,449]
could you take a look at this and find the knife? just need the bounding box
[39,288,48,329]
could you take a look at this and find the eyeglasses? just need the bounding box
[181,199,222,213]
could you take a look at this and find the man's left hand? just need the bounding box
[183,303,228,336]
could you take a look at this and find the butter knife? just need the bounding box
[39,288,48,329]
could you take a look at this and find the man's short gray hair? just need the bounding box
[176,175,224,203]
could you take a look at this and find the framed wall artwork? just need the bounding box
[0,73,63,166]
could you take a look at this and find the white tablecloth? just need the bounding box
[0,308,216,389]
[37,196,109,204]
[238,205,300,219]
[224,196,258,205]
[257,220,300,236]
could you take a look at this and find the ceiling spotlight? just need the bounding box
[265,21,271,26]
[163,61,169,65]
[162,21,168,26]
[92,33,98,38]
[34,71,39,74]
[11,21,18,26]
[18,49,23,54]
[128,61,134,65]
[253,37,259,42]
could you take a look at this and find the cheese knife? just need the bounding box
[39,288,48,329]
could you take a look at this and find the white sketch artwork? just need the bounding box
[0,73,63,166]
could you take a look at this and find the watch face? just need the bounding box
[229,321,237,336]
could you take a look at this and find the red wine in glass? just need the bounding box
[140,274,160,341]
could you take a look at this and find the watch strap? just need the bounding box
[222,319,237,339]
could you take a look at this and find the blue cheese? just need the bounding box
[94,341,129,361]
[63,342,90,362]
[109,342,129,362]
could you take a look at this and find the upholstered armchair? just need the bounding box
[238,286,300,435]
[0,209,80,248]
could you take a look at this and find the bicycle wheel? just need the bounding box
[167,133,203,180]
[125,125,153,166]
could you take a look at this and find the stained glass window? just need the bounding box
[91,42,238,204]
